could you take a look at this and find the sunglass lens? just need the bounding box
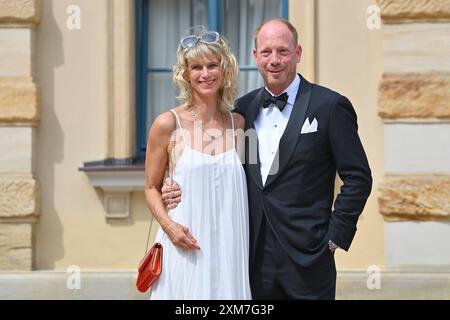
[201,32,219,43]
[181,36,198,48]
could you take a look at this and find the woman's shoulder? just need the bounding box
[150,107,181,135]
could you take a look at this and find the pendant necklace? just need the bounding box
[189,108,225,140]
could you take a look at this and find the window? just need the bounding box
[136,0,288,156]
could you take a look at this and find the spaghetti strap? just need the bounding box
[229,112,236,149]
[170,109,188,148]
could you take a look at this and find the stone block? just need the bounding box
[0,0,41,27]
[0,127,36,173]
[0,177,39,218]
[384,23,450,73]
[379,175,450,221]
[0,223,33,270]
[379,73,450,119]
[378,0,450,22]
[0,77,40,124]
[0,28,34,77]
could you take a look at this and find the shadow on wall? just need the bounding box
[35,0,65,269]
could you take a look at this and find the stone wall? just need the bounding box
[377,0,450,269]
[0,0,40,271]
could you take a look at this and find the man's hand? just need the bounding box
[161,177,182,210]
[328,240,339,254]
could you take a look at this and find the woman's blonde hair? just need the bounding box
[173,33,239,112]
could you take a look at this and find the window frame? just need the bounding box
[135,0,289,157]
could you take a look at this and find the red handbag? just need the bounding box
[137,174,172,293]
[136,242,163,293]
[136,213,167,293]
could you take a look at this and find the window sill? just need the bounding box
[79,158,145,219]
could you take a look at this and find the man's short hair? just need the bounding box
[254,18,299,49]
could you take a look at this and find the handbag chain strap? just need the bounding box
[144,215,154,254]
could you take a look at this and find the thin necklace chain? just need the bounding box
[188,107,225,140]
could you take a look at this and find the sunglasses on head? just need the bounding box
[180,31,220,49]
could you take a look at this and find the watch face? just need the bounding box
[328,240,338,250]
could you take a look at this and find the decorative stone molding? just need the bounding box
[80,158,144,219]
[0,0,41,27]
[378,73,450,120]
[377,0,450,22]
[0,77,40,125]
[0,177,39,219]
[379,175,450,221]
[83,170,144,219]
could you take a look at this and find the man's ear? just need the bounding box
[296,45,302,64]
[253,47,257,61]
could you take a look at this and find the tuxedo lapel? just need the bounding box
[264,75,312,189]
[245,88,265,190]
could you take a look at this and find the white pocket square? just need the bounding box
[301,117,318,134]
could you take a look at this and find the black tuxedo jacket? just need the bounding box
[234,74,372,268]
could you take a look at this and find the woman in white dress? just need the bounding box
[144,26,251,300]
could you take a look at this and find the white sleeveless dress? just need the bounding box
[149,110,252,300]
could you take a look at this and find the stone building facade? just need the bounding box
[0,0,448,299]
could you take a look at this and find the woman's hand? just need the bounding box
[163,220,200,251]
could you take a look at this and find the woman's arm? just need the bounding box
[144,112,200,250]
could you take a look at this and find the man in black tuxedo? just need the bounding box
[232,19,372,300]
[162,19,372,300]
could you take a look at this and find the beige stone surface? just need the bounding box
[0,223,32,270]
[379,175,450,221]
[378,0,450,22]
[0,177,39,218]
[0,270,448,299]
[0,0,41,27]
[290,0,315,81]
[379,73,450,119]
[107,0,136,159]
[0,28,34,77]
[0,77,40,124]
[0,127,35,173]
[384,23,450,73]
[317,0,385,269]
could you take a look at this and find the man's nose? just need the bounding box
[270,53,281,65]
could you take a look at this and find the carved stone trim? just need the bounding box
[82,166,144,220]
[0,77,40,125]
[379,175,450,221]
[0,177,40,218]
[377,0,450,22]
[0,0,41,28]
[378,73,450,120]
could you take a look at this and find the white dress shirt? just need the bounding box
[254,74,301,185]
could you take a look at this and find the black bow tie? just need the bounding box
[262,90,289,111]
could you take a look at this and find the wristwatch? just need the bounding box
[328,240,339,252]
